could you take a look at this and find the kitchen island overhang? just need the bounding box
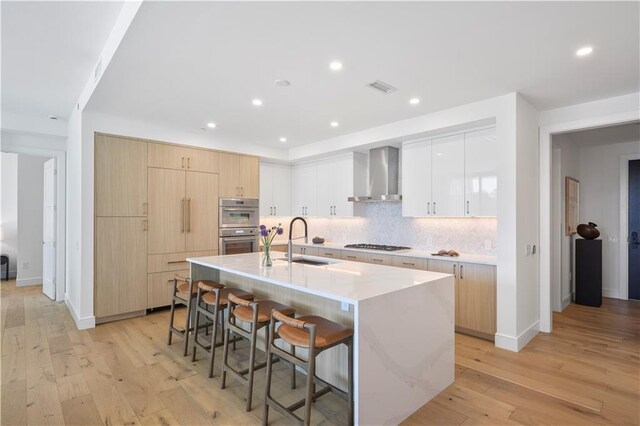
[188,253,454,425]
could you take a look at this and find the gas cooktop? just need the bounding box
[344,243,411,251]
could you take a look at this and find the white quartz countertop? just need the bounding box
[188,252,452,304]
[292,241,497,265]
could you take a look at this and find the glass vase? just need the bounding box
[262,245,273,267]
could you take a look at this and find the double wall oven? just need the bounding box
[218,198,259,255]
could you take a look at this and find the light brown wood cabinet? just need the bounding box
[219,152,259,198]
[147,269,189,309]
[95,217,148,319]
[148,142,219,173]
[95,135,148,216]
[148,168,219,254]
[427,259,496,340]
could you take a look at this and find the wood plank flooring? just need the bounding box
[1,280,638,425]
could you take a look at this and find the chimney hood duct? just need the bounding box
[348,146,401,202]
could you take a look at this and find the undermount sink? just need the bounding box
[278,256,340,266]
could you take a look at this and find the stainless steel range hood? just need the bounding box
[348,146,401,202]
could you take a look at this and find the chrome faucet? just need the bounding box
[287,216,308,263]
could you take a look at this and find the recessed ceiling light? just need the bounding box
[252,99,263,106]
[409,98,420,105]
[329,61,343,71]
[330,121,339,127]
[48,115,59,120]
[576,46,593,57]
[274,79,290,87]
[207,122,216,128]
[280,137,287,143]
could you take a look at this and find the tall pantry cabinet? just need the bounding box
[94,135,148,319]
[95,135,257,322]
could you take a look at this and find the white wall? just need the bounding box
[16,154,51,286]
[579,140,640,298]
[553,134,580,310]
[1,153,18,278]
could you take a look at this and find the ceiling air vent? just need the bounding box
[367,80,397,94]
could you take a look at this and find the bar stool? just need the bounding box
[191,283,255,378]
[221,294,296,411]
[167,275,223,356]
[263,310,354,426]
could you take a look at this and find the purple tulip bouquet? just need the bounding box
[259,223,284,267]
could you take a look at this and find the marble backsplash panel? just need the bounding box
[262,202,497,256]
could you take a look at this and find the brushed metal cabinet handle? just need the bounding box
[453,264,457,277]
[427,202,431,215]
[460,264,464,279]
[181,198,185,233]
[143,202,148,215]
[434,202,436,215]
[187,198,191,232]
[187,157,191,169]
[270,206,273,215]
[167,260,187,264]
[181,157,185,169]
[142,219,148,232]
[274,206,277,215]
[466,200,470,215]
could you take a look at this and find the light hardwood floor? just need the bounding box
[1,280,638,425]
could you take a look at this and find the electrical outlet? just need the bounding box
[341,302,350,312]
[22,262,29,270]
[484,240,492,250]
[608,235,617,243]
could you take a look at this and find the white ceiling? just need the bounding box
[1,1,124,120]
[86,2,639,148]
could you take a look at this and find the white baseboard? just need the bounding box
[65,297,95,330]
[561,292,573,311]
[495,320,540,352]
[602,288,621,299]
[16,277,42,287]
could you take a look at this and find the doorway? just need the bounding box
[549,122,640,313]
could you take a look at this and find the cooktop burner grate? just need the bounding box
[344,243,411,251]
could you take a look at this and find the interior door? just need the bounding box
[148,168,186,254]
[431,134,465,216]
[42,158,56,300]
[185,171,219,251]
[629,159,640,300]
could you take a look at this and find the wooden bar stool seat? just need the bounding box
[192,284,255,378]
[167,276,224,356]
[278,315,353,348]
[263,310,354,426]
[221,295,296,411]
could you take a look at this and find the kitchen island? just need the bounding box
[188,252,454,425]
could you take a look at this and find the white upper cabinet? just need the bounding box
[464,129,497,216]
[402,141,431,217]
[292,153,365,217]
[402,127,497,217]
[431,134,465,216]
[292,162,317,216]
[260,162,291,216]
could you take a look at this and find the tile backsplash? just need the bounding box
[262,202,496,255]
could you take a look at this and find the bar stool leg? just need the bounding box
[182,280,194,356]
[291,345,296,389]
[262,320,276,426]
[244,321,259,411]
[220,319,231,389]
[167,290,177,345]
[208,300,221,378]
[303,328,317,426]
[191,293,203,363]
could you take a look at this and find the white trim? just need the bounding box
[65,297,96,330]
[603,288,621,299]
[539,110,640,333]
[620,153,640,301]
[16,277,42,287]
[494,320,540,352]
[561,293,573,311]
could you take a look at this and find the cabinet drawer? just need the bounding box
[148,250,216,273]
[148,269,189,309]
[427,259,457,274]
[392,256,426,270]
[340,251,367,263]
[366,253,393,266]
[317,248,340,258]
